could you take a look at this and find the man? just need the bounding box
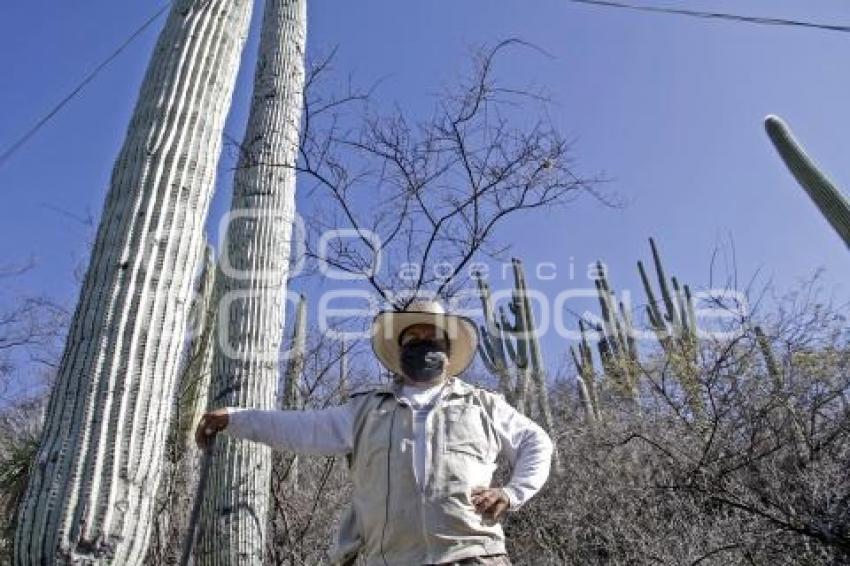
[196,300,553,565]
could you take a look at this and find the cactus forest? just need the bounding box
[1,2,849,565]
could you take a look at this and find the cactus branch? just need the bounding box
[765,115,850,249]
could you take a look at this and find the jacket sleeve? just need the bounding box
[490,395,554,510]
[224,402,356,456]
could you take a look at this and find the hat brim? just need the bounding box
[370,310,479,378]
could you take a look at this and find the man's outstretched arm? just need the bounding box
[195,403,356,455]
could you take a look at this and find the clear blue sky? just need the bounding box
[1,1,848,371]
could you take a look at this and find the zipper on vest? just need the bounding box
[422,400,435,562]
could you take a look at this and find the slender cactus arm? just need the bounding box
[765,114,850,249]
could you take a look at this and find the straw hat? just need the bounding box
[371,299,478,378]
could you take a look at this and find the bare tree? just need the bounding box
[0,265,70,562]
[294,40,609,305]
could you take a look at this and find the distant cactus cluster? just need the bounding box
[473,114,849,437]
[589,260,641,409]
[479,238,710,429]
[637,238,701,409]
[576,238,699,418]
[531,113,850,431]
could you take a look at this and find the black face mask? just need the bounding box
[400,339,448,382]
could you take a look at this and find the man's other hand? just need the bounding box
[471,487,510,521]
[195,408,229,450]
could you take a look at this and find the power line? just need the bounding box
[3,2,846,173]
[568,0,850,34]
[0,3,171,171]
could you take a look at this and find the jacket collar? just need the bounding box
[380,375,474,401]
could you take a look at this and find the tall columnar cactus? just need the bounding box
[637,238,701,410]
[568,263,643,419]
[765,115,850,249]
[283,294,307,411]
[752,325,806,455]
[592,262,641,408]
[476,260,561,472]
[148,243,219,565]
[754,325,782,387]
[281,294,306,488]
[476,272,532,411]
[14,2,252,563]
[510,260,557,436]
[198,1,307,564]
[569,320,600,422]
[476,275,523,403]
[512,260,563,472]
[177,243,219,456]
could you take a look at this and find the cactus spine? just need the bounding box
[765,115,850,249]
[199,1,307,564]
[14,2,252,562]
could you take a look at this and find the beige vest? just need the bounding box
[330,378,508,565]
